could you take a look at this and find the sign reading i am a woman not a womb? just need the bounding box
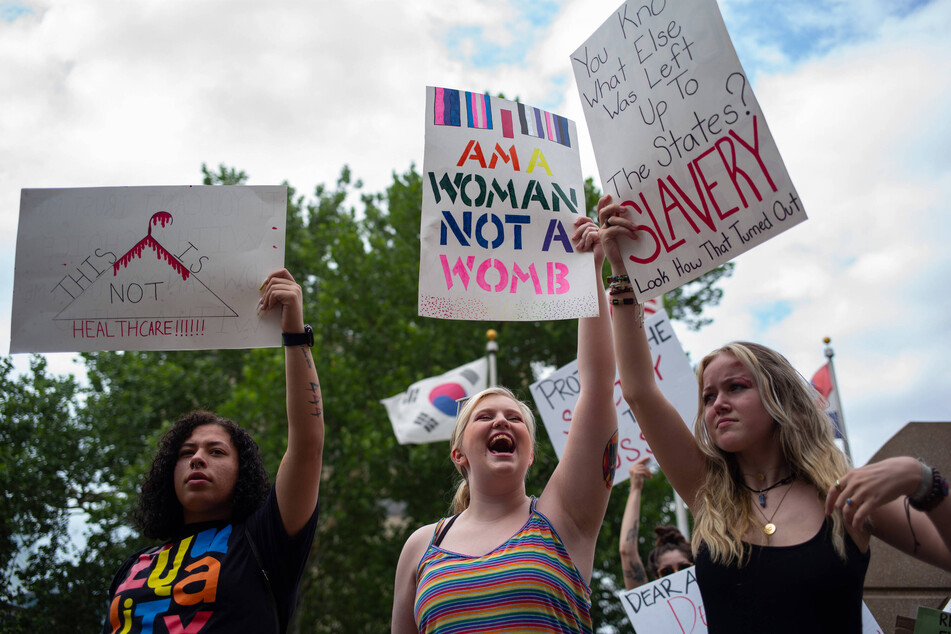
[419,87,599,321]
[571,0,807,300]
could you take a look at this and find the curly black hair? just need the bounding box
[134,410,270,540]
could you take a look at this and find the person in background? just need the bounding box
[102,269,323,634]
[619,456,694,590]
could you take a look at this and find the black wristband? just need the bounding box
[282,324,314,347]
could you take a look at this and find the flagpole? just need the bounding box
[486,329,498,387]
[823,336,854,466]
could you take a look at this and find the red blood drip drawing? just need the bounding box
[113,212,190,281]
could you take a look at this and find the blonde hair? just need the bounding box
[691,342,850,566]
[448,386,537,515]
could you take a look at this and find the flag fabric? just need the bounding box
[811,363,844,439]
[382,357,488,445]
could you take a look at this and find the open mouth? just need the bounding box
[487,433,515,454]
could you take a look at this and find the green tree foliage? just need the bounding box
[0,163,728,632]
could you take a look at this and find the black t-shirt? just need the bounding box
[102,485,318,633]
[694,519,869,634]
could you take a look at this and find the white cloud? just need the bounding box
[3,0,949,465]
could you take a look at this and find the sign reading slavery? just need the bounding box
[619,567,884,633]
[419,87,599,321]
[529,307,696,485]
[10,186,287,353]
[570,0,806,300]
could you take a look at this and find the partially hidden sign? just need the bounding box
[619,567,883,633]
[10,186,287,353]
[529,308,697,485]
[570,0,806,300]
[419,87,599,321]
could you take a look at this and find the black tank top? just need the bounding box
[694,519,869,633]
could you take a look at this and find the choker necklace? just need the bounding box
[743,473,796,507]
[753,479,795,538]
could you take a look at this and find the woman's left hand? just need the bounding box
[572,215,604,263]
[826,456,923,530]
[259,269,305,333]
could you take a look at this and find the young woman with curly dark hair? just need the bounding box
[103,269,324,634]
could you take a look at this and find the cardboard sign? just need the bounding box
[419,87,599,321]
[913,606,951,634]
[10,186,286,353]
[529,308,696,485]
[619,567,884,633]
[571,0,806,300]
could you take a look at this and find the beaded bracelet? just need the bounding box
[611,297,635,305]
[607,274,630,283]
[609,283,634,296]
[908,465,948,512]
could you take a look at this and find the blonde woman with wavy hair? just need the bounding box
[392,217,619,633]
[596,195,951,634]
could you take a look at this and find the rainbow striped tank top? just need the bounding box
[414,498,593,633]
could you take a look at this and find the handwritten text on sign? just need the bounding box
[570,0,806,300]
[619,567,883,633]
[529,309,696,485]
[10,186,286,353]
[419,87,598,321]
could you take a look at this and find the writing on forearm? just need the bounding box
[603,430,619,489]
[307,381,322,417]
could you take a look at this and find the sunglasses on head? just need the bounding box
[658,562,691,577]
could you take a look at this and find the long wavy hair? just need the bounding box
[691,342,850,566]
[448,387,537,515]
[134,410,270,539]
[646,525,694,578]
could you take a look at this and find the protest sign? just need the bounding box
[529,308,696,485]
[913,606,951,634]
[419,87,599,321]
[619,568,883,633]
[571,0,806,300]
[10,185,286,353]
[381,357,488,445]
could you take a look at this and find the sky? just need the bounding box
[2,0,949,468]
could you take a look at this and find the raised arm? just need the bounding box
[620,457,651,589]
[826,456,951,572]
[260,269,324,536]
[597,196,705,508]
[538,215,618,581]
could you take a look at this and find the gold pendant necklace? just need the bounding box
[752,479,795,538]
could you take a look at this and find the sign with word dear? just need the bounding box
[571,0,806,300]
[529,308,697,485]
[10,186,286,353]
[619,568,883,633]
[419,87,599,321]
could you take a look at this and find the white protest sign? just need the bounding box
[571,0,806,300]
[529,308,696,485]
[419,86,599,321]
[619,567,883,633]
[10,186,286,353]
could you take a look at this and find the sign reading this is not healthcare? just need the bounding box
[529,308,697,486]
[571,0,807,300]
[419,87,599,321]
[10,186,287,353]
